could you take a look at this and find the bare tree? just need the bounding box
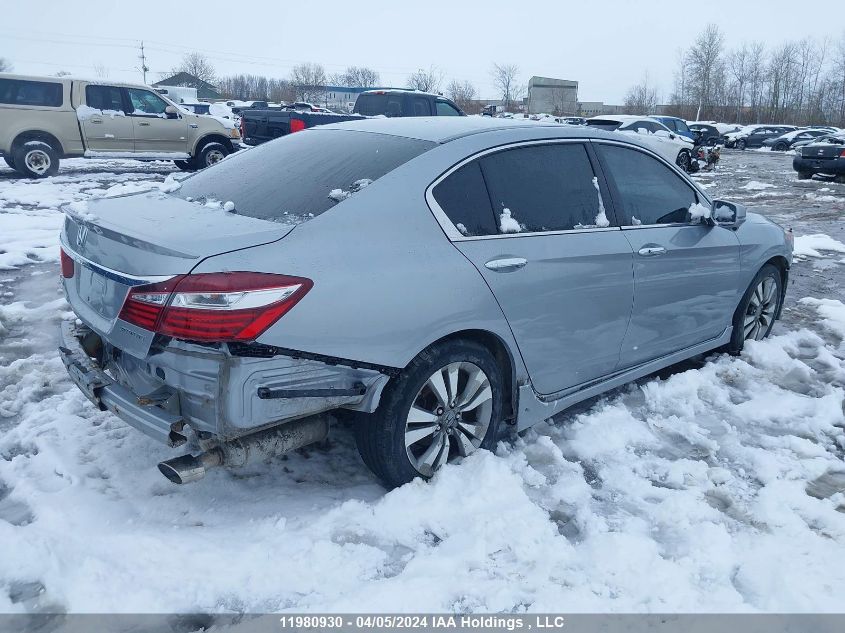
[727,45,751,122]
[491,63,523,111]
[447,79,478,113]
[172,52,216,85]
[686,24,725,120]
[290,62,327,103]
[0,58,11,73]
[407,66,443,93]
[623,73,659,114]
[331,66,380,88]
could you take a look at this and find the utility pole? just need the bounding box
[138,41,149,84]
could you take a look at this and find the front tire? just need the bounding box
[195,142,228,169]
[355,340,504,489]
[724,264,783,354]
[13,141,59,178]
[676,150,692,172]
[737,139,747,150]
[773,142,788,151]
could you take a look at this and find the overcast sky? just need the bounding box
[3,0,844,103]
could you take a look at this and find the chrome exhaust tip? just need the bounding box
[157,449,223,485]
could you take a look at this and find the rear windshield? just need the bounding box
[585,119,622,131]
[174,129,434,223]
[0,78,63,107]
[354,93,404,117]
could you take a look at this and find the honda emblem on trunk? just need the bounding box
[76,224,89,248]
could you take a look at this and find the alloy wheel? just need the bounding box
[744,277,778,341]
[24,149,51,176]
[404,361,493,476]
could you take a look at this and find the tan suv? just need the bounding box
[0,74,242,178]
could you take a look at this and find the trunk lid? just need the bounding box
[61,192,294,357]
[801,139,844,160]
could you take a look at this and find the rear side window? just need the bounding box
[0,79,63,107]
[354,94,405,117]
[432,162,497,236]
[175,129,434,223]
[411,97,431,116]
[586,119,622,131]
[86,85,125,112]
[596,144,698,226]
[480,144,608,233]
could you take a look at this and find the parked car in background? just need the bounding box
[689,123,721,146]
[763,128,829,151]
[241,109,362,145]
[179,102,211,115]
[0,73,241,177]
[353,89,465,117]
[58,117,793,489]
[562,116,587,125]
[724,125,798,149]
[231,101,269,116]
[793,132,845,181]
[586,115,696,171]
[648,115,696,141]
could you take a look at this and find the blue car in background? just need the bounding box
[649,115,696,141]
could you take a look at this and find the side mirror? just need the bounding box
[165,105,179,119]
[712,200,746,228]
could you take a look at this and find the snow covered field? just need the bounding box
[0,152,844,614]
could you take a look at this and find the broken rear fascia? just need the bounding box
[66,321,392,444]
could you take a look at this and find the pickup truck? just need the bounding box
[240,89,465,146]
[0,73,242,178]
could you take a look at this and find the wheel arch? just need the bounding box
[420,328,519,428]
[763,255,790,319]
[192,133,233,156]
[11,130,66,157]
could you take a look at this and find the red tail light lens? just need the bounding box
[60,248,75,278]
[118,272,312,342]
[839,149,845,158]
[290,118,306,133]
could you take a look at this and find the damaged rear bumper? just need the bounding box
[59,321,392,445]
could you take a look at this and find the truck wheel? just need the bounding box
[173,159,197,172]
[13,141,59,178]
[3,155,16,171]
[196,142,228,169]
[355,339,504,489]
[797,172,813,180]
[736,139,747,150]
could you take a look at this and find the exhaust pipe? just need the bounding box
[157,416,329,484]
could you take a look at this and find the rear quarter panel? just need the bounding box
[0,80,82,155]
[189,133,531,375]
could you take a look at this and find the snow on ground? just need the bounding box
[794,234,845,260]
[1,153,845,614]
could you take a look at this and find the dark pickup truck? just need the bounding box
[240,90,464,146]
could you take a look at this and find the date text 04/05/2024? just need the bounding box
[277,616,567,630]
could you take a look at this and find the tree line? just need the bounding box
[626,25,845,126]
[167,53,535,114]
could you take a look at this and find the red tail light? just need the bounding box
[118,272,312,342]
[60,248,75,278]
[839,149,845,158]
[290,118,306,133]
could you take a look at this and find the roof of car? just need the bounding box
[316,116,570,143]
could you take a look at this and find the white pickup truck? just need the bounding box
[0,73,241,178]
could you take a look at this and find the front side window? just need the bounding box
[480,144,609,233]
[127,88,169,115]
[432,162,497,237]
[436,100,461,116]
[85,85,125,112]
[0,79,63,107]
[596,144,699,226]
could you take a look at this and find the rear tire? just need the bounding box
[797,172,813,180]
[13,141,59,178]
[195,142,228,169]
[723,264,783,355]
[355,339,504,489]
[173,159,196,172]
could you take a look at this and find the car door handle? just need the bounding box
[485,257,527,272]
[638,246,667,257]
[137,121,151,126]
